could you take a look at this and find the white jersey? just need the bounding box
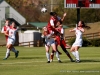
[72,28,83,47]
[7,28,18,45]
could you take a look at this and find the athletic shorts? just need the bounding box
[7,38,15,45]
[72,39,83,47]
[46,39,55,46]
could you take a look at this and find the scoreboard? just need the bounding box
[64,0,100,8]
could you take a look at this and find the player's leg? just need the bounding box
[70,46,76,57]
[45,45,50,63]
[9,40,19,58]
[61,39,70,49]
[3,43,12,60]
[74,46,80,63]
[50,50,54,62]
[11,47,19,58]
[50,44,62,62]
[51,43,62,63]
[60,44,74,62]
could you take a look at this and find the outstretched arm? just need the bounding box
[61,12,67,21]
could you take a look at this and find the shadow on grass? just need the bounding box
[81,59,100,62]
[62,59,100,63]
[19,57,45,59]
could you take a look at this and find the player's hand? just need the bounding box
[63,12,67,17]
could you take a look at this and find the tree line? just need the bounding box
[6,0,100,25]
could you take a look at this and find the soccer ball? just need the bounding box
[41,7,47,13]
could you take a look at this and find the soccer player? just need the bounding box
[42,27,61,63]
[1,19,10,42]
[50,20,74,62]
[69,21,90,63]
[3,21,19,60]
[46,12,66,34]
[1,19,11,58]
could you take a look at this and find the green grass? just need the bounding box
[0,46,100,75]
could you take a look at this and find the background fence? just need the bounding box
[64,32,100,42]
[0,32,100,47]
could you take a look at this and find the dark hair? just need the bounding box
[50,12,57,16]
[10,21,16,25]
[80,21,91,29]
[58,20,62,24]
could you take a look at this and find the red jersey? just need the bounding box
[47,17,58,34]
[1,25,10,42]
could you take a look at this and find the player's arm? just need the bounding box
[1,27,5,33]
[61,12,67,21]
[3,27,10,37]
[4,30,9,36]
[69,28,76,32]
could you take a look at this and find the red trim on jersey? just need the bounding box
[3,26,9,42]
[47,17,58,33]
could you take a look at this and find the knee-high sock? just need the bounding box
[55,51,60,60]
[5,48,10,58]
[71,51,76,57]
[75,51,80,60]
[46,52,50,61]
[11,47,17,53]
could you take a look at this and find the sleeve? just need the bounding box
[61,28,64,34]
[50,19,54,26]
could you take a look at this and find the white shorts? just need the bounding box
[7,38,15,45]
[72,40,83,47]
[46,39,55,46]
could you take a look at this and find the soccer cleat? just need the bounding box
[15,51,19,58]
[47,61,50,63]
[75,60,80,63]
[3,58,7,60]
[58,60,62,63]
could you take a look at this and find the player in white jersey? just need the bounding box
[41,27,61,63]
[69,21,86,63]
[3,21,19,60]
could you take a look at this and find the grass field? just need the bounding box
[0,46,100,75]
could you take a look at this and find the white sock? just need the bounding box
[71,51,76,57]
[46,52,50,61]
[75,51,80,60]
[5,48,10,58]
[55,51,60,60]
[11,47,17,53]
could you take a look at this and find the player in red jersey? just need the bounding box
[1,19,11,58]
[50,20,74,62]
[46,12,67,34]
[46,12,72,62]
[1,19,10,42]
